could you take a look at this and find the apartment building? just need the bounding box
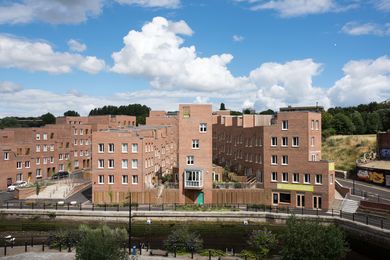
[91,125,177,203]
[0,115,136,190]
[213,107,335,210]
[91,104,214,204]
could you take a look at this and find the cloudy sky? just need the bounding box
[0,0,389,116]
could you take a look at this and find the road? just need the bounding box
[337,178,390,202]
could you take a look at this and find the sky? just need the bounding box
[0,0,389,117]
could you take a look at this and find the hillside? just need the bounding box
[322,135,376,172]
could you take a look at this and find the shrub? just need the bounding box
[199,249,226,257]
[164,226,203,252]
[248,228,277,259]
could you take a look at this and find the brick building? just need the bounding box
[213,107,335,210]
[0,115,135,190]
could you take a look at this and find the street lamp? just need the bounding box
[128,192,132,254]
[146,218,152,250]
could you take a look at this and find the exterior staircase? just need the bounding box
[341,199,360,213]
[246,176,257,188]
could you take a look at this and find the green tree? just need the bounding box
[366,112,381,133]
[220,103,226,110]
[350,111,366,134]
[40,112,56,125]
[259,109,274,115]
[321,111,333,130]
[331,113,355,135]
[76,225,127,260]
[281,217,348,260]
[248,228,277,259]
[64,110,80,117]
[164,226,203,253]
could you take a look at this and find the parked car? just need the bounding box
[51,171,70,180]
[7,181,27,192]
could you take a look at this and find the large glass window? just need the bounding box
[184,170,203,188]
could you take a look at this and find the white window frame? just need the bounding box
[192,139,200,149]
[16,161,22,169]
[199,123,207,133]
[108,159,114,169]
[98,159,104,169]
[282,155,288,165]
[315,174,323,185]
[271,155,278,165]
[132,143,138,153]
[98,175,104,184]
[98,143,104,153]
[36,169,42,177]
[108,143,114,153]
[36,134,40,140]
[271,172,278,182]
[282,137,288,147]
[122,175,128,184]
[132,159,138,169]
[122,159,128,169]
[271,137,277,147]
[36,145,40,152]
[132,175,138,184]
[292,137,299,147]
[3,152,10,160]
[304,173,311,184]
[43,133,47,140]
[186,155,194,165]
[282,172,288,182]
[25,161,30,168]
[282,120,288,130]
[108,175,114,184]
[293,173,299,183]
[122,143,128,153]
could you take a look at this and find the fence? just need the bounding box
[1,201,389,230]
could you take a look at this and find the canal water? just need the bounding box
[0,218,388,259]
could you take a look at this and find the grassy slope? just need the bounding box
[322,135,376,172]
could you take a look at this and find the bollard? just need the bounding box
[209,250,211,260]
[139,243,142,255]
[104,203,107,211]
[4,245,7,256]
[31,236,34,247]
[191,250,194,259]
[174,246,177,257]
[25,242,27,252]
[42,243,45,251]
[59,243,62,252]
[68,245,71,252]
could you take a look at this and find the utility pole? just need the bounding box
[128,192,132,255]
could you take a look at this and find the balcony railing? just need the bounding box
[185,180,203,188]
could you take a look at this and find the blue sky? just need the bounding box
[0,0,389,116]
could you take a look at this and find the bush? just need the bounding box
[164,226,203,253]
[76,225,127,260]
[248,228,277,259]
[199,249,226,257]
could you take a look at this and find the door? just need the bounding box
[297,194,305,208]
[197,192,204,205]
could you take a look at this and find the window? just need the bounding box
[282,155,288,165]
[36,134,40,140]
[184,170,203,188]
[132,159,138,169]
[36,145,41,152]
[43,145,48,152]
[74,160,79,168]
[313,196,322,209]
[132,143,138,153]
[271,137,277,147]
[272,193,279,205]
[98,143,104,153]
[282,137,288,147]
[108,143,114,153]
[59,154,63,160]
[311,137,315,147]
[187,155,194,165]
[271,172,278,182]
[282,172,288,182]
[199,123,207,133]
[16,173,23,182]
[279,193,291,203]
[79,139,84,145]
[3,152,9,160]
[98,175,104,184]
[315,174,323,184]
[311,154,316,161]
[74,129,78,135]
[98,159,104,168]
[297,194,305,207]
[122,175,128,184]
[25,161,30,168]
[50,144,54,151]
[16,161,22,169]
[108,175,114,184]
[293,173,299,183]
[108,159,114,168]
[80,151,84,156]
[192,139,199,149]
[282,120,288,130]
[132,175,138,184]
[50,157,54,163]
[43,133,47,140]
[36,169,42,177]
[80,129,84,135]
[315,120,319,130]
[74,139,77,145]
[36,158,40,165]
[43,157,48,164]
[271,155,278,165]
[122,143,128,153]
[292,137,299,147]
[65,153,69,160]
[59,164,64,171]
[304,173,310,184]
[311,120,315,130]
[122,159,128,169]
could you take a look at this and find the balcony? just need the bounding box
[184,169,203,189]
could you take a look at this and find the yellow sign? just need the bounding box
[277,183,314,192]
[328,162,335,171]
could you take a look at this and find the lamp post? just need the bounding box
[128,192,132,254]
[146,218,152,250]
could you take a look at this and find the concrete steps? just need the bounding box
[341,199,360,213]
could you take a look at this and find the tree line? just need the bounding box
[322,101,390,137]
[88,104,151,125]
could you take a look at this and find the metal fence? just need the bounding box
[1,201,389,230]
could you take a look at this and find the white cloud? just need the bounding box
[233,35,244,42]
[375,0,390,11]
[0,0,102,25]
[237,0,356,17]
[68,39,87,52]
[0,81,22,93]
[328,56,390,106]
[342,22,390,36]
[248,59,331,110]
[111,17,246,91]
[115,0,180,8]
[0,35,105,74]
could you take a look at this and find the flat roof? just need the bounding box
[358,160,390,171]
